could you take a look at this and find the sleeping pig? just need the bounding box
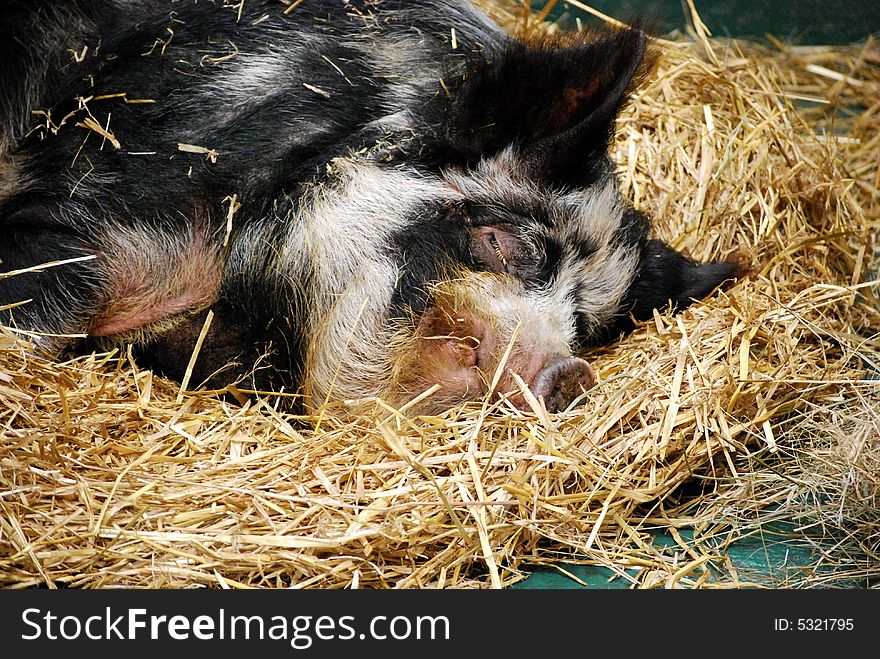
[0,0,743,412]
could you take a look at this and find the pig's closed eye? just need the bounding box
[470,226,524,275]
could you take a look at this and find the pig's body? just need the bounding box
[0,0,743,412]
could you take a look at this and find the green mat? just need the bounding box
[514,523,828,589]
[541,0,879,44]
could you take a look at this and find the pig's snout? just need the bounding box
[529,356,595,412]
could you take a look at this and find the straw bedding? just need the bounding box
[1,2,878,589]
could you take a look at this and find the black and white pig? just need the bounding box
[0,0,744,413]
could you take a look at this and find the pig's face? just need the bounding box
[294,29,743,413]
[298,151,633,412]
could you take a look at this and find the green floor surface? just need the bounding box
[513,524,830,589]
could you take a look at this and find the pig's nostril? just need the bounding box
[530,357,595,412]
[450,336,479,368]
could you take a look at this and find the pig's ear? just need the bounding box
[438,28,651,185]
[621,240,747,325]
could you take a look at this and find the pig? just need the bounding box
[0,0,744,413]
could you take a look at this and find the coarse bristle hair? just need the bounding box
[0,1,878,589]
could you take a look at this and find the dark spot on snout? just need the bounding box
[531,356,595,411]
